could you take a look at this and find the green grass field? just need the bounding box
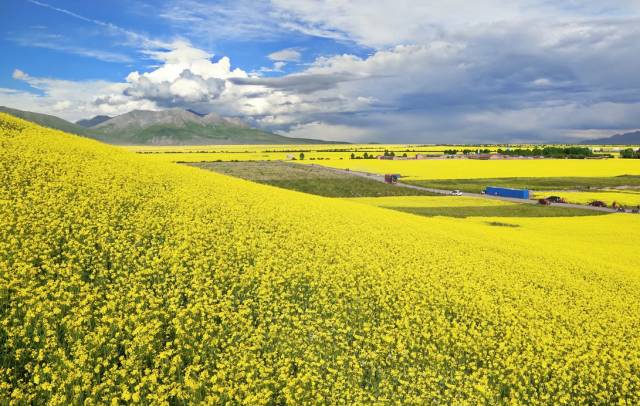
[386,204,607,218]
[403,175,640,193]
[347,196,606,218]
[188,161,438,197]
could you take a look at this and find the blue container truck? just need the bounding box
[484,186,530,199]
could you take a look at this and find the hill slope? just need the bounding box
[1,106,344,145]
[0,105,103,139]
[76,115,111,127]
[581,130,640,145]
[2,112,640,403]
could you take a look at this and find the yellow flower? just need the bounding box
[2,112,640,404]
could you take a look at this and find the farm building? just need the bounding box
[377,155,412,160]
[469,153,499,160]
[468,153,508,160]
[415,154,443,159]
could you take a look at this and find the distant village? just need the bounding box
[284,146,612,161]
[363,146,611,160]
[376,152,541,160]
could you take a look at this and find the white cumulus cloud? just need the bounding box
[268,48,302,62]
[4,1,640,142]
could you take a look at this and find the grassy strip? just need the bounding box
[403,175,640,193]
[189,161,346,180]
[264,179,438,197]
[188,161,438,197]
[383,204,607,218]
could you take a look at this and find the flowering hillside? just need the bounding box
[302,158,640,180]
[1,113,639,404]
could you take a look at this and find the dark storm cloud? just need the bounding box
[229,73,356,94]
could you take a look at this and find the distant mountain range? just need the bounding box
[581,130,640,145]
[0,105,344,145]
[76,115,111,128]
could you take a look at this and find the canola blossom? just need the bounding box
[299,158,640,180]
[347,196,512,208]
[125,144,640,164]
[2,113,640,404]
[534,190,640,207]
[127,144,457,163]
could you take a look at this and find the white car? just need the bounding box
[451,190,463,196]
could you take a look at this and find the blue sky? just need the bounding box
[0,0,365,82]
[1,0,640,143]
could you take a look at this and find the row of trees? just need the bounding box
[350,152,377,159]
[344,146,612,160]
[620,148,640,159]
[349,150,409,159]
[497,146,596,158]
[442,146,606,158]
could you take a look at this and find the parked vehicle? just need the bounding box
[589,200,607,207]
[384,174,400,184]
[546,196,566,203]
[538,198,551,205]
[450,190,463,196]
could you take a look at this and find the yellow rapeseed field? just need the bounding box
[125,144,640,164]
[347,195,512,208]
[534,190,640,207]
[301,158,640,180]
[2,113,640,404]
[135,151,344,163]
[126,144,451,163]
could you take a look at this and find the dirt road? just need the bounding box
[312,165,619,213]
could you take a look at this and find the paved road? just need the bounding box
[311,164,619,213]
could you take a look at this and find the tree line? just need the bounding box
[443,146,604,159]
[620,148,640,159]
